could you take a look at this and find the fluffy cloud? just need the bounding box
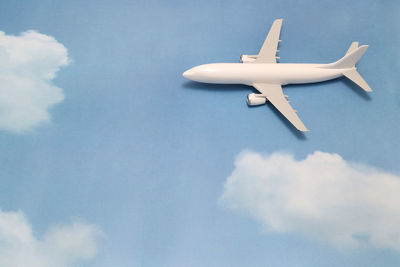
[0,209,102,267]
[219,150,400,251]
[0,30,69,133]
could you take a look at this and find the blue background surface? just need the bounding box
[0,0,399,266]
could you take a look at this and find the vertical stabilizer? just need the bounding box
[345,41,359,55]
[323,44,369,69]
[322,43,372,92]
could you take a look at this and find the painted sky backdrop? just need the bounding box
[0,0,399,266]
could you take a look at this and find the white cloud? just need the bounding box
[219,150,400,251]
[0,30,69,133]
[0,209,103,267]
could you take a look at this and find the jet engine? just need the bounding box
[246,93,267,106]
[240,54,258,63]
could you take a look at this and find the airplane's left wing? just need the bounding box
[253,83,309,132]
[254,19,283,63]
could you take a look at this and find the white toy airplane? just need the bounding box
[183,19,372,132]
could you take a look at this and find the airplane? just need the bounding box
[182,19,372,132]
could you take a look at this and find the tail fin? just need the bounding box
[324,43,369,69]
[345,41,359,55]
[322,43,372,92]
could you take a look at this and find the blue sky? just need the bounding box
[0,0,399,266]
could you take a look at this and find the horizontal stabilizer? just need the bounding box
[343,69,372,92]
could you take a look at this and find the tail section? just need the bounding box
[345,41,359,55]
[325,44,369,69]
[343,69,372,92]
[322,42,372,92]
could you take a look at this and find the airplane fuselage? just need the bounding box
[183,63,347,86]
[182,18,371,132]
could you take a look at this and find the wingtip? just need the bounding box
[298,125,309,132]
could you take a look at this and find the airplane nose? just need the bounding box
[183,69,194,79]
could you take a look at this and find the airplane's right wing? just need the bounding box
[253,83,309,132]
[254,19,283,64]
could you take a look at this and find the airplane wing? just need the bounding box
[253,83,309,132]
[254,19,283,64]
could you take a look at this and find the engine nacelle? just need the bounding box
[240,54,258,63]
[246,93,267,106]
